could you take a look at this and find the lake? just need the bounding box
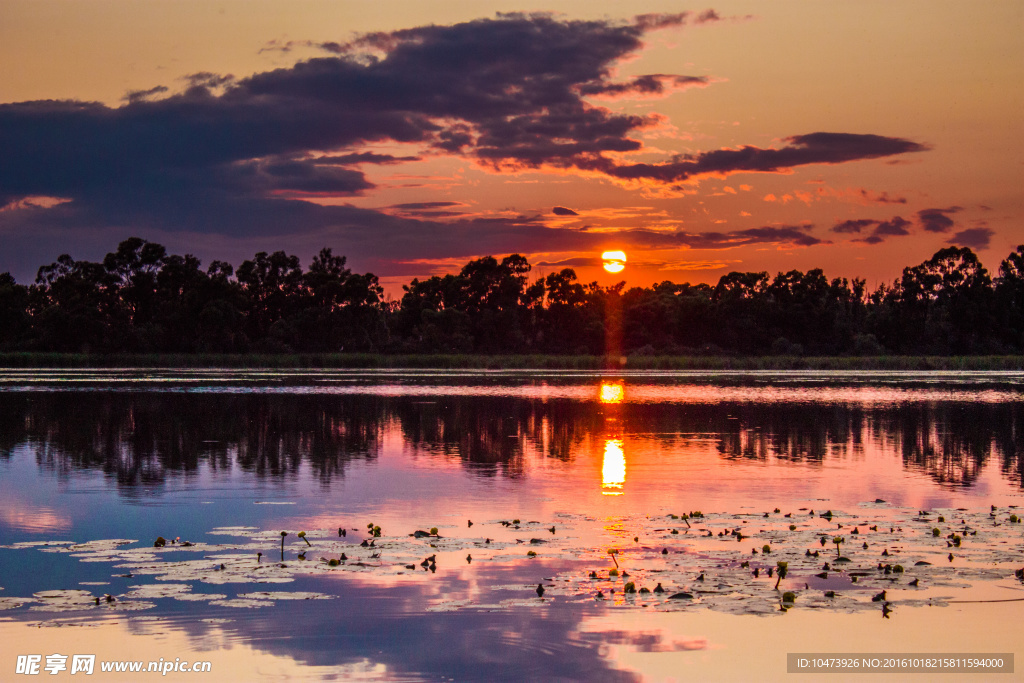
[1,370,1022,681]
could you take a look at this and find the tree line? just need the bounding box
[1,237,1022,356]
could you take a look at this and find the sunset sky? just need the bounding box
[1,1,1021,294]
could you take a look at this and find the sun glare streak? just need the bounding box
[600,382,624,404]
[601,438,626,494]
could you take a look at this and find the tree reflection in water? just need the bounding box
[0,390,1021,491]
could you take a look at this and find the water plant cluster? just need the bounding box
[1,238,1023,356]
[1,503,1021,617]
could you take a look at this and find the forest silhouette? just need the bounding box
[1,238,1023,356]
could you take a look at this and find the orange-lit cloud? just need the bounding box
[0,196,73,213]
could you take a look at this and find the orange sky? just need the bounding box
[1,1,1021,293]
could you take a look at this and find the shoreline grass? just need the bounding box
[0,352,1022,371]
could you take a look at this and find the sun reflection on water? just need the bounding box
[599,382,624,404]
[602,438,626,494]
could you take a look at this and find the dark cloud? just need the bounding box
[0,12,922,270]
[385,202,468,218]
[583,133,928,184]
[832,218,877,234]
[253,158,375,194]
[579,74,710,98]
[870,191,907,204]
[182,72,236,90]
[552,206,579,216]
[833,216,912,244]
[633,10,721,32]
[949,227,994,250]
[917,206,961,233]
[0,195,827,282]
[0,14,660,212]
[124,85,169,103]
[389,211,466,218]
[873,217,912,237]
[318,152,421,165]
[834,208,985,247]
[389,202,464,210]
[661,225,826,249]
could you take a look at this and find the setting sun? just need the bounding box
[602,251,626,273]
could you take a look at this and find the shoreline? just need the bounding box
[0,352,1022,371]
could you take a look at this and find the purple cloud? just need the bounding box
[579,74,711,98]
[583,133,927,184]
[949,227,994,250]
[318,152,422,165]
[633,10,722,31]
[917,206,961,233]
[833,215,914,244]
[832,218,877,234]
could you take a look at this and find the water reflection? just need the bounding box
[0,500,71,532]
[0,394,382,492]
[0,560,644,682]
[0,384,1022,492]
[601,439,626,494]
[600,382,624,404]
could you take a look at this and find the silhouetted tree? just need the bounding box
[236,250,307,351]
[31,254,121,352]
[0,272,29,349]
[995,244,1024,351]
[6,240,1024,356]
[872,247,996,353]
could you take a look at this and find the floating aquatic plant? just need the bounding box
[775,561,788,590]
[5,503,1022,619]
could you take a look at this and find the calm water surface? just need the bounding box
[1,370,1022,681]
